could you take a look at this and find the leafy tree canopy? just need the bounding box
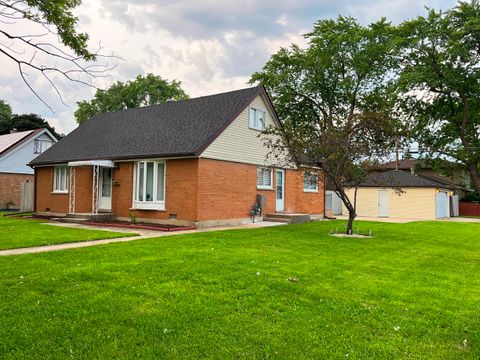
[0,99,61,138]
[75,74,189,124]
[251,16,399,233]
[396,0,480,193]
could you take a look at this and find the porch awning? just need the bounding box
[68,160,115,168]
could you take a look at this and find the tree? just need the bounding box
[0,100,12,129]
[0,99,61,137]
[251,17,398,234]
[74,74,189,124]
[9,113,61,138]
[0,1,114,109]
[396,1,480,194]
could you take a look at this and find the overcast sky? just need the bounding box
[0,0,456,134]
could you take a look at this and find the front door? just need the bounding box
[99,168,112,211]
[377,189,389,217]
[276,169,285,212]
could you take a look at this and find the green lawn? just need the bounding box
[0,214,132,250]
[0,220,479,359]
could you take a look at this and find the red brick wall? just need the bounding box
[113,159,198,221]
[35,167,68,213]
[34,159,325,221]
[285,170,324,215]
[197,158,276,220]
[0,172,34,209]
[197,158,324,220]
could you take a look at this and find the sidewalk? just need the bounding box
[0,220,286,256]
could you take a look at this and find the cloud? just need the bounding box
[0,0,458,134]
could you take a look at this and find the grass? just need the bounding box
[0,220,479,359]
[0,213,132,250]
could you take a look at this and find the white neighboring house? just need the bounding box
[0,128,57,209]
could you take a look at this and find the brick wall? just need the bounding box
[0,172,34,209]
[35,167,68,213]
[113,159,199,221]
[34,159,324,222]
[285,170,324,215]
[197,158,277,220]
[197,158,324,220]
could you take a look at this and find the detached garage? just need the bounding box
[341,170,457,220]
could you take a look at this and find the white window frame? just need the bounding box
[249,106,267,131]
[303,171,319,192]
[53,166,69,193]
[257,166,273,190]
[34,139,54,154]
[132,160,166,210]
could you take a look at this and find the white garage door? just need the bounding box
[435,191,450,218]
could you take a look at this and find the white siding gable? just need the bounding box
[0,131,56,174]
[200,95,287,166]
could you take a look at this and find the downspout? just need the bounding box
[33,167,37,213]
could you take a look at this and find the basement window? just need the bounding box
[53,166,69,193]
[133,160,165,210]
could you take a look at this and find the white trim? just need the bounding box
[303,171,319,192]
[256,166,273,189]
[248,106,267,131]
[68,160,115,168]
[377,189,389,217]
[53,166,69,193]
[275,169,285,211]
[132,160,166,211]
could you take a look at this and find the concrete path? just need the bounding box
[333,215,417,223]
[0,221,285,256]
[332,215,480,223]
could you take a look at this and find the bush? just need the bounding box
[461,192,480,202]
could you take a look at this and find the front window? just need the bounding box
[53,166,68,193]
[303,172,318,192]
[34,139,54,154]
[249,107,266,130]
[134,160,165,209]
[257,167,272,189]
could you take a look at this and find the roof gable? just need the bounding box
[30,86,265,166]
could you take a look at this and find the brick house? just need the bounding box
[29,86,324,227]
[0,128,57,209]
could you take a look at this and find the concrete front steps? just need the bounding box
[60,213,116,223]
[263,213,311,225]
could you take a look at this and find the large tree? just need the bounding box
[0,99,12,126]
[396,1,480,194]
[75,74,189,124]
[0,1,113,109]
[251,17,398,234]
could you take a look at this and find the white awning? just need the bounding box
[68,160,115,168]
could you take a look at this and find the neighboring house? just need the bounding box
[381,159,472,194]
[0,128,57,209]
[332,170,458,220]
[29,86,324,227]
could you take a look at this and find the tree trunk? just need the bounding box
[346,209,356,235]
[468,163,480,194]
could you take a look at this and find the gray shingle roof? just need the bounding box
[358,170,455,188]
[30,86,264,166]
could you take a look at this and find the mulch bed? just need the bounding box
[30,215,196,232]
[81,221,196,232]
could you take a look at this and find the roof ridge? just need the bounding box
[88,85,263,120]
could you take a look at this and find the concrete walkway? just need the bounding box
[333,215,480,223]
[0,221,285,256]
[333,215,416,223]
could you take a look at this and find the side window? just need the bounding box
[249,107,266,131]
